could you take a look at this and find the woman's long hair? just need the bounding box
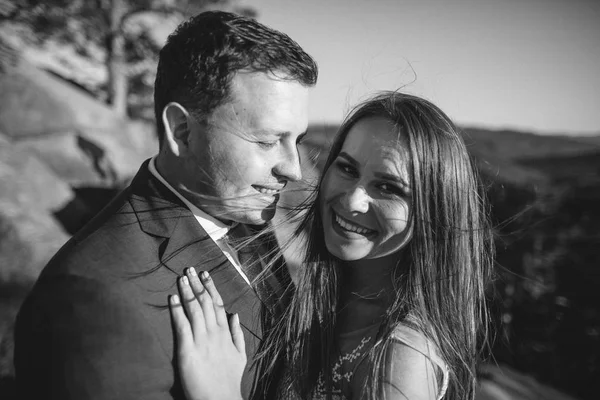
[252,92,495,400]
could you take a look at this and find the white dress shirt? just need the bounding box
[148,156,251,285]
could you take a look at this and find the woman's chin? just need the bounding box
[325,241,368,261]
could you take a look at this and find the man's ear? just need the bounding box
[162,102,192,156]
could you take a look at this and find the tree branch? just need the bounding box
[94,0,111,26]
[0,0,22,23]
[118,5,187,33]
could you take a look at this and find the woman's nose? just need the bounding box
[341,185,370,214]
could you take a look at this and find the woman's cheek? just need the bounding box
[381,201,411,235]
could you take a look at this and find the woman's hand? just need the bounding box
[169,268,246,400]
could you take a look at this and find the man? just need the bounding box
[15,11,317,399]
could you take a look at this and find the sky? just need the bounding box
[239,0,600,135]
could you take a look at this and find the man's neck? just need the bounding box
[155,154,184,197]
[153,155,234,228]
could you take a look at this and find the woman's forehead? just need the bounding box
[340,117,411,180]
[342,116,408,157]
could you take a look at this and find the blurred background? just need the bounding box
[0,0,598,399]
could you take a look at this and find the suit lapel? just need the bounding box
[128,161,263,337]
[159,211,263,337]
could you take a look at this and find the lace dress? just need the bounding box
[310,323,449,400]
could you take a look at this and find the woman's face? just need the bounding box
[320,116,413,261]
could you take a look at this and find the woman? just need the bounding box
[169,92,494,400]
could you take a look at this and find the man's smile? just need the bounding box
[252,185,283,195]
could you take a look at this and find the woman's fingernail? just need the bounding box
[171,295,180,304]
[181,276,189,285]
[201,271,209,280]
[188,267,197,276]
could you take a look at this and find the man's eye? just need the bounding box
[257,141,278,149]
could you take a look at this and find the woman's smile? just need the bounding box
[331,209,377,237]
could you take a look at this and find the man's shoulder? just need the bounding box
[36,183,171,285]
[47,190,138,259]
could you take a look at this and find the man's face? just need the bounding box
[183,72,310,225]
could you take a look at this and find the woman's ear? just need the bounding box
[162,102,192,156]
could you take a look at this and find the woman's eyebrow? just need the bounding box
[374,171,410,188]
[339,152,359,166]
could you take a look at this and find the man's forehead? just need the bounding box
[207,72,309,136]
[229,70,299,96]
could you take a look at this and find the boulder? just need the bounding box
[0,205,68,286]
[0,143,71,283]
[0,60,117,139]
[11,132,103,186]
[77,123,156,184]
[0,143,73,212]
[0,60,157,186]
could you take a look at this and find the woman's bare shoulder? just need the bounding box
[383,324,449,400]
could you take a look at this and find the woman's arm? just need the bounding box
[169,267,247,400]
[382,341,440,400]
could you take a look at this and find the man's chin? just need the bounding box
[251,207,277,226]
[225,208,276,227]
[252,197,279,225]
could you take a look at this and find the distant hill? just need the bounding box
[463,127,600,187]
[462,127,600,160]
[519,151,600,187]
[568,134,600,147]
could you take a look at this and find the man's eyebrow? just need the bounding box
[253,130,309,142]
[253,130,296,137]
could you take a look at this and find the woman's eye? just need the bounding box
[296,134,307,145]
[379,183,403,196]
[335,162,356,176]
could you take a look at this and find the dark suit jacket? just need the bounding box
[14,160,290,400]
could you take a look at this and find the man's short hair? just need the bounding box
[154,11,318,146]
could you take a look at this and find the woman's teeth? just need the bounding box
[334,213,373,235]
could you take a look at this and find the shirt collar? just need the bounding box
[148,156,234,240]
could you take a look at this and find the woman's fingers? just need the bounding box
[169,294,193,347]
[185,268,217,330]
[229,313,246,356]
[179,269,241,343]
[170,269,247,400]
[199,271,228,327]
[178,275,206,335]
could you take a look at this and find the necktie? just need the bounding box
[220,224,262,284]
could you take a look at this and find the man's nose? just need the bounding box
[273,145,302,182]
[342,185,370,214]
